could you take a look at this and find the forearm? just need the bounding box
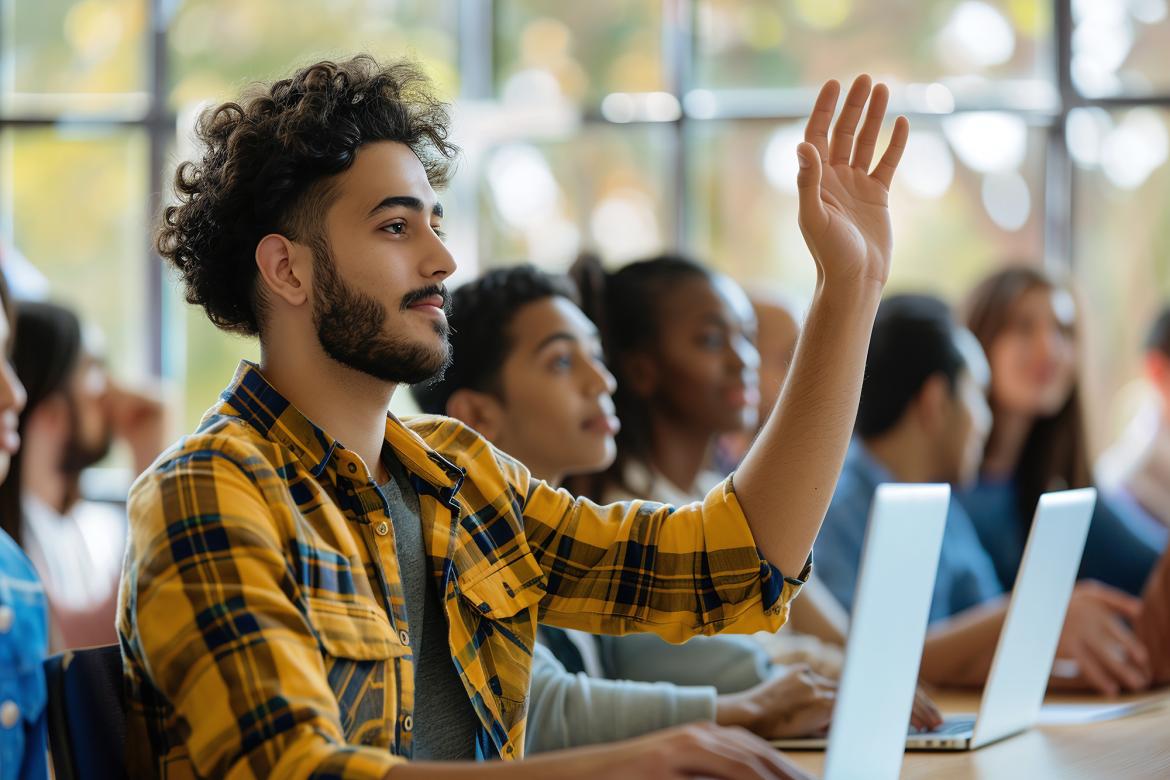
[527,644,714,753]
[735,280,882,575]
[784,576,849,646]
[919,597,1008,687]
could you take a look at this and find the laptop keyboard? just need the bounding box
[912,718,976,736]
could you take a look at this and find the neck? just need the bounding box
[646,408,715,495]
[863,427,940,484]
[260,337,395,484]
[982,407,1033,480]
[23,436,75,515]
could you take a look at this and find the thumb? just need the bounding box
[796,142,825,231]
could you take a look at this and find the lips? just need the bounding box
[583,412,621,436]
[0,428,19,455]
[409,294,445,310]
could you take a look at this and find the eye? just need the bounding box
[548,354,573,373]
[381,221,406,235]
[432,225,447,240]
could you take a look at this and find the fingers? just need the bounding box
[871,115,910,189]
[851,82,890,172]
[910,687,943,731]
[1070,642,1122,697]
[803,79,841,162]
[1089,583,1145,622]
[678,726,812,780]
[795,142,826,233]
[1104,612,1151,678]
[828,75,872,166]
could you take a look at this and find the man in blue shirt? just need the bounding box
[816,295,1152,695]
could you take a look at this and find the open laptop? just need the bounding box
[773,483,950,780]
[904,487,1096,751]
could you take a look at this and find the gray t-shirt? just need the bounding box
[378,457,479,760]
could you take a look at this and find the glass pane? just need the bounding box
[1072,1,1170,98]
[0,0,149,114]
[478,124,676,271]
[168,0,459,111]
[1,127,148,379]
[694,0,1052,101]
[494,0,665,109]
[1070,107,1170,451]
[688,116,1046,302]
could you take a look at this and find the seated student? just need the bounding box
[120,55,909,777]
[816,294,1152,695]
[1098,305,1170,546]
[0,275,49,780]
[961,267,1165,597]
[411,264,842,752]
[0,301,166,650]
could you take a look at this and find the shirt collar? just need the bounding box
[216,361,464,492]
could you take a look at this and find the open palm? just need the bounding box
[796,76,909,288]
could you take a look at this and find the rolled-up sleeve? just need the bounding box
[514,465,809,643]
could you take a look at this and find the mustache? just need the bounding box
[400,284,450,313]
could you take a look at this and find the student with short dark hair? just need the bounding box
[120,55,909,778]
[816,294,1153,696]
[414,264,840,753]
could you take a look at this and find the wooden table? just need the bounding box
[784,688,1170,779]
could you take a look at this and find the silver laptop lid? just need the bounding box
[970,487,1096,748]
[823,483,950,780]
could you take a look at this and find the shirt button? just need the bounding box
[0,605,13,634]
[403,715,413,732]
[375,521,390,536]
[347,463,357,474]
[0,701,19,729]
[399,629,410,646]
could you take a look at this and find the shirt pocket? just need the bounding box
[457,553,546,620]
[305,594,408,660]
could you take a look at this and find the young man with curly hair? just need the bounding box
[119,55,908,779]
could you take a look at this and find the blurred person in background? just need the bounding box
[0,273,47,780]
[816,293,1151,696]
[960,267,1165,597]
[413,263,858,754]
[0,301,166,649]
[1098,304,1170,547]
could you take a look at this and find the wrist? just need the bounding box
[714,692,757,731]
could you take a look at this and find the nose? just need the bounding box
[729,335,760,375]
[586,358,617,397]
[423,228,457,283]
[0,361,26,418]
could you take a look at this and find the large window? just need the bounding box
[3,0,1170,449]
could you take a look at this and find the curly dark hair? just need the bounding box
[158,54,458,336]
[410,264,578,415]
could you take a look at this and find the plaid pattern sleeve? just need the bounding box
[520,473,808,643]
[417,422,808,645]
[119,430,403,780]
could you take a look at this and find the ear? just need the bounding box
[913,373,952,435]
[620,351,660,399]
[255,234,311,308]
[446,389,506,442]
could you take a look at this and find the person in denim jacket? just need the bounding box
[0,271,41,780]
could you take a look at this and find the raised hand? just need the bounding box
[796,75,909,289]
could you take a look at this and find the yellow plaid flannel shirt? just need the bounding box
[118,362,807,778]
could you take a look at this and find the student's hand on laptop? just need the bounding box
[1054,580,1152,696]
[910,685,944,732]
[715,664,836,739]
[795,74,909,290]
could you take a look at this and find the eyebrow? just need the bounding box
[366,195,443,219]
[532,329,600,354]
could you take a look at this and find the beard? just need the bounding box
[61,397,113,474]
[310,237,452,385]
